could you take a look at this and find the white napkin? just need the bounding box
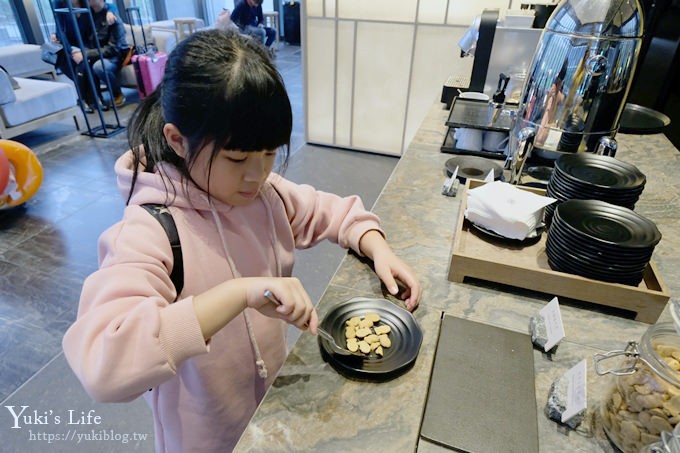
[465,181,557,240]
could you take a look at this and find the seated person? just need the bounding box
[53,0,119,109]
[230,0,276,49]
[70,0,128,111]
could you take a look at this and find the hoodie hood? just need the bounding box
[115,150,234,212]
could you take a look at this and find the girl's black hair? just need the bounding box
[126,29,293,204]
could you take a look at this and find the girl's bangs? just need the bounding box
[214,81,292,153]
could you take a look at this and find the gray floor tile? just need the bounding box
[1,354,155,452]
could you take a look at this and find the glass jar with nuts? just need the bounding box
[595,323,680,452]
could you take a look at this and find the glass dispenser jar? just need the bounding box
[595,323,680,452]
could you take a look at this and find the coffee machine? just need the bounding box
[448,9,542,105]
[507,0,644,184]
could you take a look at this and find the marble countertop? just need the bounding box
[235,103,680,452]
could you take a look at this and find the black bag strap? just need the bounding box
[140,204,184,298]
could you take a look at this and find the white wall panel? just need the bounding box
[417,0,448,24]
[306,0,324,17]
[446,0,510,25]
[337,0,418,23]
[352,22,414,155]
[404,25,467,152]
[334,20,355,147]
[305,19,336,144]
[303,0,501,155]
[326,0,336,17]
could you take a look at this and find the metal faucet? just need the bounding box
[507,127,536,184]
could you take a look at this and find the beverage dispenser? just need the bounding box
[508,0,644,184]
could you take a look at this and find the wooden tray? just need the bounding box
[448,179,671,323]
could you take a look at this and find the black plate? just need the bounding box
[546,254,644,286]
[469,220,543,243]
[547,220,654,262]
[546,183,639,211]
[548,173,643,201]
[545,234,649,275]
[526,165,554,185]
[318,297,423,381]
[556,200,661,249]
[555,154,646,191]
[619,103,671,134]
[550,169,646,196]
[545,243,646,286]
[445,156,504,182]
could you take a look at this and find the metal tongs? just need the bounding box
[263,290,362,356]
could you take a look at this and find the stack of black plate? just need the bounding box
[545,154,646,225]
[546,199,661,286]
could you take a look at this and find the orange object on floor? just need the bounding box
[0,147,9,195]
[0,139,43,208]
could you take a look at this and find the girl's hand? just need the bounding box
[193,277,317,341]
[372,249,421,311]
[106,11,117,25]
[245,277,318,332]
[359,230,422,311]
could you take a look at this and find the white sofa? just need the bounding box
[0,68,79,139]
[0,44,57,79]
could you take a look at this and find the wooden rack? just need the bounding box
[448,179,671,323]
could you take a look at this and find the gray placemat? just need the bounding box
[420,315,538,452]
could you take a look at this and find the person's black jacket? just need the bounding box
[230,0,263,29]
[84,6,127,62]
[54,0,93,49]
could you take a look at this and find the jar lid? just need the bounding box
[670,301,680,336]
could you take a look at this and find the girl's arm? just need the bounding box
[270,175,422,311]
[192,276,318,341]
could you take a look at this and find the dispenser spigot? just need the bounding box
[596,136,618,157]
[493,73,510,105]
[507,127,536,184]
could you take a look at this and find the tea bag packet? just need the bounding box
[545,360,587,430]
[529,316,550,351]
[545,374,585,429]
[465,181,556,239]
[529,297,564,353]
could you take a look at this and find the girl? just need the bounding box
[63,29,421,452]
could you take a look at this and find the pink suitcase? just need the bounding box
[131,52,167,99]
[126,6,166,100]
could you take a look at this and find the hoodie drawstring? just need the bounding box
[208,192,281,380]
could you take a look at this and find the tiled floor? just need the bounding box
[0,44,398,451]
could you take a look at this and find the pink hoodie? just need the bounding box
[62,150,382,452]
